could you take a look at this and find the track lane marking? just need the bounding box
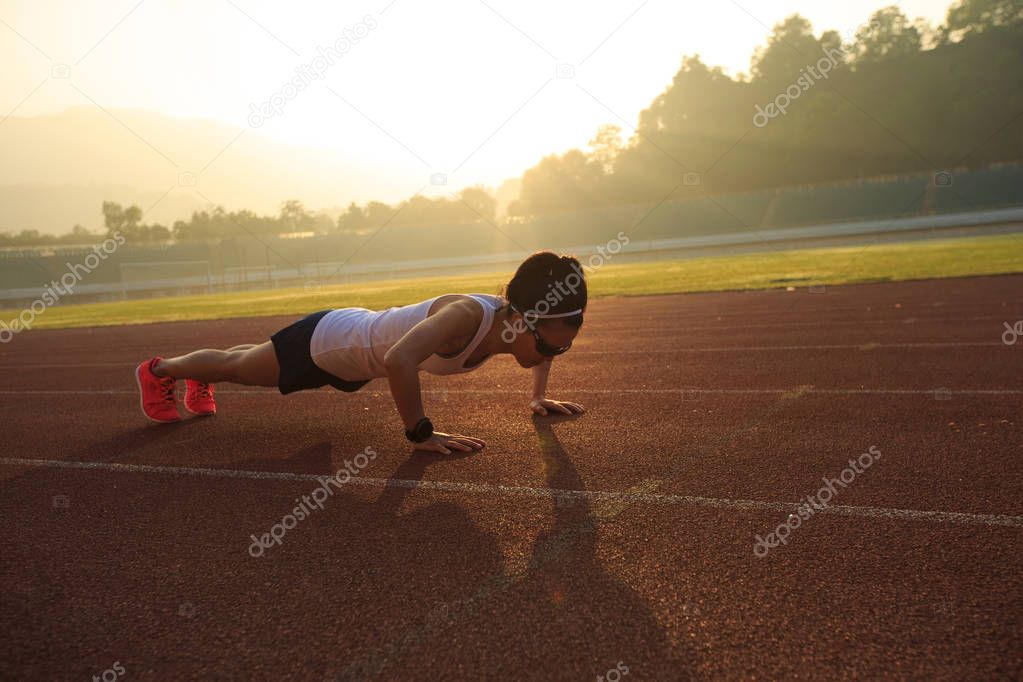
[0,340,1010,369]
[2,456,1021,528]
[0,386,1014,396]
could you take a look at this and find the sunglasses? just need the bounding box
[518,311,573,357]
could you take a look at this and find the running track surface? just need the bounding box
[1,275,1021,680]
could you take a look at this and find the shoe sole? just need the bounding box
[135,363,181,423]
[184,402,216,416]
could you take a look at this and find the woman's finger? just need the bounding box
[552,402,572,415]
[446,439,472,452]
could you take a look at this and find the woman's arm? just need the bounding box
[383,300,486,454]
[528,359,586,416]
[531,359,552,401]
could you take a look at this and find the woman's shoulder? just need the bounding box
[465,292,506,308]
[430,292,504,308]
[427,293,501,326]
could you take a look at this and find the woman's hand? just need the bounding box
[530,398,585,416]
[415,431,487,455]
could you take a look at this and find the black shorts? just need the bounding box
[270,310,370,395]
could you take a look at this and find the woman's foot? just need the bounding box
[135,357,181,423]
[184,380,217,416]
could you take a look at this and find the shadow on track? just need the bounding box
[1,431,689,679]
[487,414,691,679]
[346,417,692,678]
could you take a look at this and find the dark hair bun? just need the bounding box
[504,251,587,327]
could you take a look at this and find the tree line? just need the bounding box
[3,0,1019,247]
[0,188,497,246]
[508,0,1023,215]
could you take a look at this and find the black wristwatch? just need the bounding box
[405,417,434,443]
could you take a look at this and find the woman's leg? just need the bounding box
[153,341,279,387]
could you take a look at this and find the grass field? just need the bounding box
[3,233,1022,331]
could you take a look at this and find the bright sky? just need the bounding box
[2,0,954,202]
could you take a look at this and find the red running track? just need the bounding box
[0,274,1021,680]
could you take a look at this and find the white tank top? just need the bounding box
[309,293,504,381]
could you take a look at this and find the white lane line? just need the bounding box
[0,341,1008,369]
[0,315,1011,363]
[599,314,1014,333]
[2,457,1021,528]
[1,387,1020,396]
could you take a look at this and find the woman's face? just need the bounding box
[508,315,580,368]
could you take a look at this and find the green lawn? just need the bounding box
[3,233,1021,331]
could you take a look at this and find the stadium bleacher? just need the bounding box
[1,163,1020,296]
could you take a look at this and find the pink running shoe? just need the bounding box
[135,357,180,423]
[184,379,216,416]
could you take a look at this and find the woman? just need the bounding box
[135,251,587,454]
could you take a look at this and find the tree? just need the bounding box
[458,186,497,223]
[66,224,95,243]
[853,6,923,62]
[517,149,602,215]
[945,0,1023,39]
[588,124,624,174]
[279,199,311,232]
[337,202,365,232]
[102,201,142,238]
[749,15,827,83]
[142,224,171,241]
[101,201,125,234]
[364,201,394,227]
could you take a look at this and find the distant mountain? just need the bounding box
[0,183,206,234]
[0,107,378,234]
